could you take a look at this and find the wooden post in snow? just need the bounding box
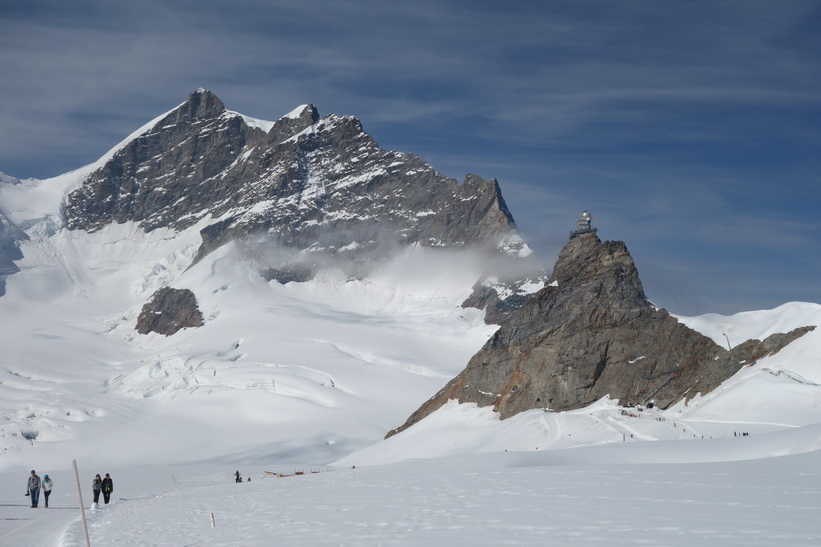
[72,459,92,547]
[210,512,216,528]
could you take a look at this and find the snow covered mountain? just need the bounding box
[0,89,820,485]
[62,89,532,276]
[0,90,541,471]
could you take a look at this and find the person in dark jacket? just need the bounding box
[27,470,41,508]
[101,473,114,504]
[92,474,102,506]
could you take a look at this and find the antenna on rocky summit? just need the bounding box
[570,210,597,239]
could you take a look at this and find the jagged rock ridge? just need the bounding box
[388,229,814,436]
[63,89,519,264]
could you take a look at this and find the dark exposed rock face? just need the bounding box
[261,264,316,284]
[63,89,518,265]
[388,231,814,436]
[136,287,204,336]
[0,210,27,296]
[461,274,545,325]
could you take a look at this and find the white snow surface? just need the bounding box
[283,104,311,119]
[234,112,276,133]
[1,169,821,544]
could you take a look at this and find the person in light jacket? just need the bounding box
[27,470,41,508]
[92,474,102,506]
[42,474,53,508]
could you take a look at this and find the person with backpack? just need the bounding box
[26,470,41,508]
[42,474,53,508]
[92,474,102,507]
[101,473,114,504]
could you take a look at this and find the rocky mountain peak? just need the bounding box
[63,90,519,252]
[289,103,320,126]
[552,231,644,300]
[180,88,226,121]
[388,215,814,437]
[264,103,320,143]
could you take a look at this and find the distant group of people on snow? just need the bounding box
[26,469,114,509]
[92,473,114,507]
[26,470,52,508]
[235,470,251,483]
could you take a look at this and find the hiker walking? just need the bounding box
[101,473,114,504]
[235,470,242,483]
[42,474,53,508]
[92,474,102,506]
[26,470,42,508]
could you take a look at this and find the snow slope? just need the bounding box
[0,105,503,471]
[0,216,501,471]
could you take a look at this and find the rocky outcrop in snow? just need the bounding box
[0,211,26,296]
[389,231,814,436]
[136,287,204,336]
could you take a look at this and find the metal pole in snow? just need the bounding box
[723,333,731,350]
[72,459,92,547]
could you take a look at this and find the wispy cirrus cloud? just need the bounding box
[0,0,819,314]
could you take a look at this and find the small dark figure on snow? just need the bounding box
[102,473,114,504]
[235,470,242,483]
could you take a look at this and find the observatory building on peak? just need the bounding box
[570,210,597,238]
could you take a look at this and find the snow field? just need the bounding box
[5,431,821,546]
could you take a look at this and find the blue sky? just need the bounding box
[1,0,819,315]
